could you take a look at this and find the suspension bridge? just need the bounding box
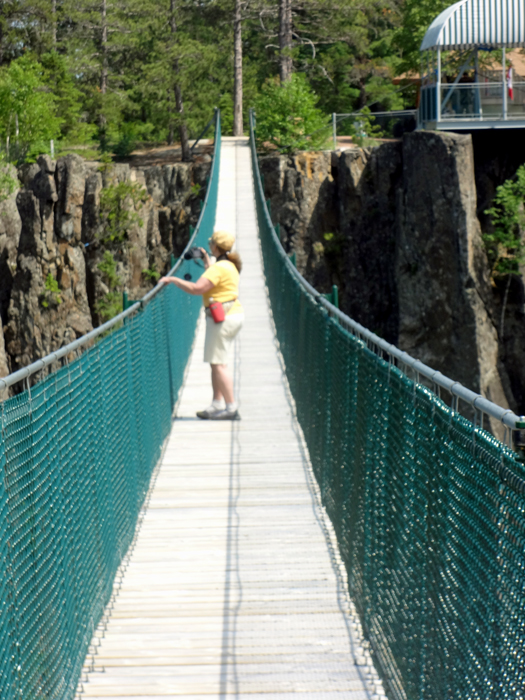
[0,111,524,700]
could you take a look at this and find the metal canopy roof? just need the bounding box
[420,0,525,51]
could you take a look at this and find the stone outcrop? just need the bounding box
[260,151,338,291]
[260,131,523,420]
[397,132,508,413]
[0,320,9,398]
[470,130,525,416]
[0,163,22,326]
[5,155,93,372]
[1,151,210,379]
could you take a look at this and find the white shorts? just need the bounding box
[203,312,244,365]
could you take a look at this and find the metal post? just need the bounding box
[170,253,176,269]
[436,48,442,123]
[503,48,507,120]
[123,291,129,311]
[274,223,281,241]
[474,48,481,119]
[289,251,296,267]
[332,113,337,150]
[50,139,55,158]
[331,285,339,309]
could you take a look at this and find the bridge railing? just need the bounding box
[249,109,525,700]
[0,110,221,700]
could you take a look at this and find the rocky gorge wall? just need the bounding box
[260,131,525,420]
[0,152,210,387]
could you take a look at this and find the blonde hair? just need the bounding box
[217,246,242,273]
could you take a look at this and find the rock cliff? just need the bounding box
[0,152,210,381]
[260,131,524,419]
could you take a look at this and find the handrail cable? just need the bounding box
[0,108,221,393]
[0,111,221,700]
[249,108,524,433]
[250,107,525,700]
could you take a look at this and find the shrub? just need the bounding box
[99,181,148,245]
[96,251,123,322]
[253,74,330,154]
[40,273,62,308]
[484,165,525,278]
[142,262,160,283]
[345,107,383,147]
[484,164,525,338]
[0,157,17,203]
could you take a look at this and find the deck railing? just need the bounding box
[0,112,221,700]
[420,81,525,123]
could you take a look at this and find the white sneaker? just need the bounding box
[196,405,223,419]
[209,408,240,421]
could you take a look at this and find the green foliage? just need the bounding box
[40,52,96,145]
[484,165,525,277]
[0,0,443,159]
[394,0,450,75]
[346,107,384,147]
[98,250,121,289]
[98,152,114,173]
[322,231,345,255]
[112,123,154,158]
[96,251,123,322]
[190,183,201,198]
[40,273,62,308]
[0,157,18,203]
[142,262,161,282]
[254,75,330,154]
[99,181,148,245]
[0,55,63,163]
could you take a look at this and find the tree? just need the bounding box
[0,54,62,161]
[233,0,244,135]
[137,0,230,145]
[248,0,404,114]
[393,0,449,75]
[279,0,292,83]
[484,165,525,341]
[40,51,95,143]
[254,73,329,153]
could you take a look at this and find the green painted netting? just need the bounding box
[0,114,221,699]
[250,117,525,700]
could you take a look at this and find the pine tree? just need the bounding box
[233,0,243,135]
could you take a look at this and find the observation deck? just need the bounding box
[418,0,525,130]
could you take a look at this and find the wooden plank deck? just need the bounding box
[77,137,384,700]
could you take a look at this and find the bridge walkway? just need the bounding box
[78,138,378,700]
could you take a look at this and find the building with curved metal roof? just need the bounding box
[418,0,525,130]
[421,0,525,52]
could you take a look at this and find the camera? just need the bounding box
[184,246,204,261]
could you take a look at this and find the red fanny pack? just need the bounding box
[209,300,226,323]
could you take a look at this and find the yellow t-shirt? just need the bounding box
[201,260,243,315]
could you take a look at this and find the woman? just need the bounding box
[160,230,244,420]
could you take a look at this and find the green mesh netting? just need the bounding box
[250,116,525,700]
[0,115,221,700]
